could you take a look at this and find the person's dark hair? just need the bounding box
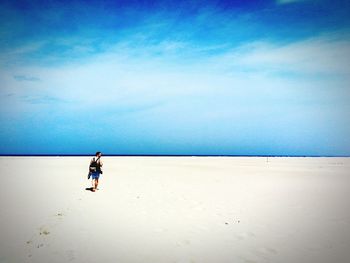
[96,151,101,156]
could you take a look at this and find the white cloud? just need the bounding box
[216,34,350,76]
[1,32,349,155]
[1,33,349,123]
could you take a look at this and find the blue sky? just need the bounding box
[1,0,349,155]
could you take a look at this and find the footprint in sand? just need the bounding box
[248,247,278,262]
[25,211,66,258]
[257,247,278,255]
[39,226,50,236]
[175,239,191,247]
[236,232,255,241]
[66,250,75,261]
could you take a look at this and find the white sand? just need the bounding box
[0,156,349,263]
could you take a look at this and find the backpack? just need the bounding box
[89,157,100,173]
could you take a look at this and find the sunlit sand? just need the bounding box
[0,157,349,263]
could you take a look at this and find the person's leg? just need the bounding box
[92,181,96,191]
[91,175,97,191]
[95,178,99,190]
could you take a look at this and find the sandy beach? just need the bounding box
[0,156,349,263]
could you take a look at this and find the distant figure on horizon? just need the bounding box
[88,151,103,192]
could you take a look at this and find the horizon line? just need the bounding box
[1,154,349,157]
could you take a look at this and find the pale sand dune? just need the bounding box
[0,157,349,263]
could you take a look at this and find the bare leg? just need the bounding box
[91,179,96,191]
[95,179,99,190]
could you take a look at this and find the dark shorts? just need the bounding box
[91,172,100,180]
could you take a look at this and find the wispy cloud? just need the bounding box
[20,95,67,104]
[1,0,350,155]
[13,75,40,82]
[4,33,349,110]
[221,34,350,76]
[276,0,309,4]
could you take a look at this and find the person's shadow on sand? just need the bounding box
[85,187,94,192]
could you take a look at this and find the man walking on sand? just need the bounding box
[89,152,103,192]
